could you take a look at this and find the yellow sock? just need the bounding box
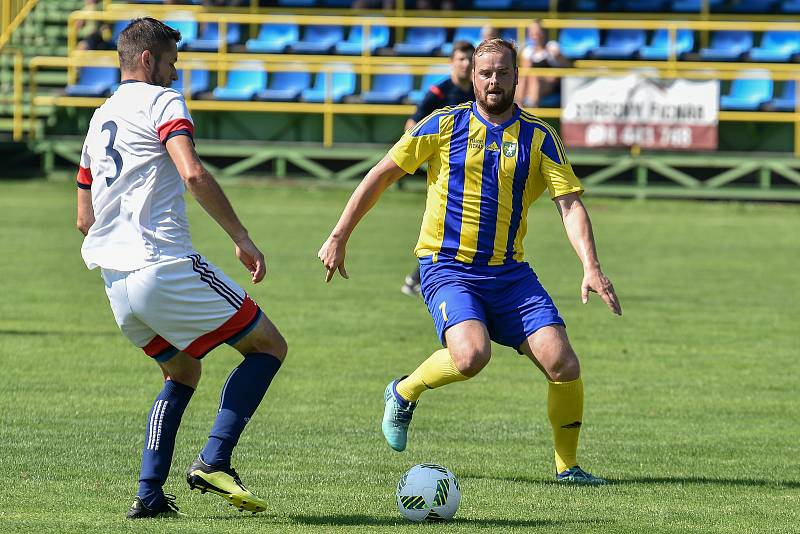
[548,377,584,474]
[395,349,468,402]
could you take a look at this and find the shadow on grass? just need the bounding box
[0,329,118,337]
[288,514,610,528]
[461,472,800,490]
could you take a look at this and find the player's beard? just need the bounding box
[478,88,514,115]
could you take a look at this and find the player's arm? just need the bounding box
[555,192,622,316]
[76,189,95,236]
[165,135,265,284]
[318,154,407,282]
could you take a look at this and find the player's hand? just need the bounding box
[317,236,349,283]
[581,268,621,316]
[234,236,266,284]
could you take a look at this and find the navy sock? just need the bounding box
[201,353,281,469]
[137,380,194,509]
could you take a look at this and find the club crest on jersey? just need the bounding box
[502,141,517,157]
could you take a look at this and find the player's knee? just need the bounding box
[452,346,491,377]
[250,329,288,362]
[548,352,580,382]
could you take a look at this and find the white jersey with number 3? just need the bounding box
[78,80,196,272]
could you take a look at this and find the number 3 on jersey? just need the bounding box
[101,120,123,186]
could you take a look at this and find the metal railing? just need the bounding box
[0,0,38,51]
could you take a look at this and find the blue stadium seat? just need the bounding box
[301,69,357,102]
[172,69,210,98]
[780,0,800,12]
[246,24,298,54]
[573,0,600,9]
[671,0,723,11]
[335,25,390,55]
[440,27,481,56]
[112,20,130,43]
[277,0,316,5]
[769,80,796,111]
[65,67,118,97]
[500,28,519,43]
[212,65,267,101]
[730,0,777,12]
[165,20,198,50]
[623,0,667,11]
[257,71,312,102]
[639,29,694,60]
[472,0,512,8]
[513,0,549,8]
[720,72,773,110]
[699,31,753,61]
[407,70,449,104]
[394,27,447,56]
[558,28,600,59]
[320,0,352,5]
[361,73,414,104]
[749,31,800,62]
[291,25,345,54]
[185,23,241,52]
[592,29,647,59]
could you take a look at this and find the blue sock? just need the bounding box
[201,353,281,469]
[137,380,194,509]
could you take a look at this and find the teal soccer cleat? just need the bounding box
[381,378,416,452]
[556,466,608,485]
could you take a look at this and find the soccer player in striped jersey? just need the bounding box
[319,39,621,485]
[76,18,287,517]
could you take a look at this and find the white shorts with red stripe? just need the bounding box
[101,253,261,361]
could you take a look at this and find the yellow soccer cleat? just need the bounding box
[186,456,267,514]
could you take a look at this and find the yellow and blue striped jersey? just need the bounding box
[389,102,583,265]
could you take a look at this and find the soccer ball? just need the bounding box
[396,463,461,522]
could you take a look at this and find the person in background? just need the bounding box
[517,20,570,109]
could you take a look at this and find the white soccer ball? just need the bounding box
[396,463,461,522]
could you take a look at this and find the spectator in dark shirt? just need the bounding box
[401,40,475,297]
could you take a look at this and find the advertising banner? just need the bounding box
[561,75,719,150]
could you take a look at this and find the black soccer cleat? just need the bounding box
[126,494,183,519]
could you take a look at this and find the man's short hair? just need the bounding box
[117,17,181,72]
[473,38,518,67]
[450,40,475,59]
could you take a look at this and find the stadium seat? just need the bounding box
[245,24,298,54]
[780,0,800,13]
[768,80,797,111]
[185,23,241,52]
[730,0,778,12]
[592,29,647,59]
[212,65,267,101]
[394,27,447,56]
[558,28,600,59]
[165,19,198,50]
[112,20,130,43]
[256,70,312,102]
[513,0,550,8]
[573,0,600,9]
[639,29,694,60]
[699,31,753,61]
[172,69,210,98]
[623,0,667,11]
[301,69,357,102]
[290,25,345,54]
[65,67,119,97]
[472,0,512,8]
[361,73,414,104]
[749,31,800,62]
[320,0,353,5]
[335,25,390,55]
[440,27,481,56]
[671,0,723,11]
[277,0,316,5]
[720,72,773,110]
[407,70,449,104]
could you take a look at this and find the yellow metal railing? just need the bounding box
[0,0,38,51]
[25,54,800,153]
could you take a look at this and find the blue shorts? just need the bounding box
[419,258,565,350]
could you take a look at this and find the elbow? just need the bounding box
[182,166,208,188]
[76,221,91,236]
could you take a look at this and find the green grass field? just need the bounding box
[1,179,798,533]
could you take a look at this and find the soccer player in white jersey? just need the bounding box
[76,18,287,518]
